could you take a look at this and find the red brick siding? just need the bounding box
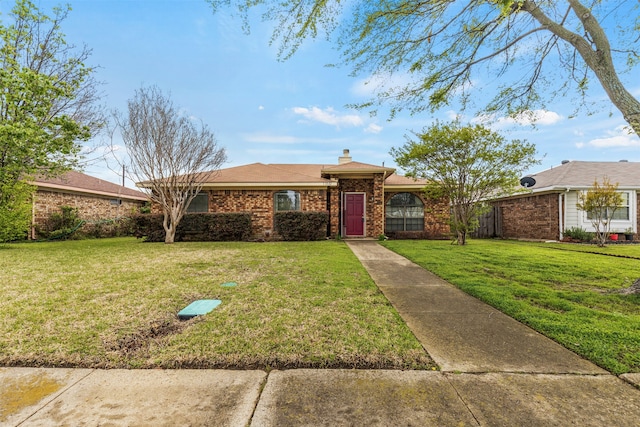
[384,192,450,237]
[207,189,328,238]
[33,190,146,237]
[493,193,560,240]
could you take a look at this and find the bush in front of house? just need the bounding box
[132,212,252,242]
[274,211,329,241]
[563,226,594,242]
[36,206,85,240]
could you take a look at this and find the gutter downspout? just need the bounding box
[559,188,570,240]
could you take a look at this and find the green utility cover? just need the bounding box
[221,282,237,287]
[178,299,221,320]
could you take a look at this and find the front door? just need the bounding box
[345,193,365,236]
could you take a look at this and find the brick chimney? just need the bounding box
[338,149,352,164]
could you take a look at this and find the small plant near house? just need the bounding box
[576,177,624,247]
[563,227,594,242]
[37,206,84,240]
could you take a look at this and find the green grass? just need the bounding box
[381,239,640,375]
[0,238,433,370]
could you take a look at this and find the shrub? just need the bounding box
[274,211,329,241]
[132,212,252,242]
[37,206,84,240]
[564,226,594,242]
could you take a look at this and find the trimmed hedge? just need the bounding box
[132,212,252,242]
[274,211,330,241]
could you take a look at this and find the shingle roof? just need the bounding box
[191,161,417,188]
[194,163,332,185]
[34,171,148,201]
[524,161,640,191]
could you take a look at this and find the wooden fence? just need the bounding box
[473,206,503,238]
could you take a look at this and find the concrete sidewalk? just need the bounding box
[2,240,640,426]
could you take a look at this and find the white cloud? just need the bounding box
[292,106,364,128]
[584,126,640,148]
[364,123,383,134]
[258,105,264,110]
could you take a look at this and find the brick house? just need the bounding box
[490,160,640,240]
[179,149,450,239]
[31,171,148,239]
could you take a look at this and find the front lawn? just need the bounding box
[381,239,640,375]
[0,238,433,370]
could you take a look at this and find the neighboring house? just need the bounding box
[490,160,640,240]
[31,170,148,239]
[170,149,450,239]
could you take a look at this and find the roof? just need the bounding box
[499,161,640,198]
[186,161,419,189]
[137,155,428,190]
[192,163,333,187]
[33,171,148,201]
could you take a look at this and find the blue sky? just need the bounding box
[11,1,640,185]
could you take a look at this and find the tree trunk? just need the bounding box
[162,211,177,244]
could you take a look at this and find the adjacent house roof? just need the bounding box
[33,170,148,201]
[520,161,640,193]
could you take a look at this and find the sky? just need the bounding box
[6,0,640,186]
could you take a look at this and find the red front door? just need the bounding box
[345,193,365,236]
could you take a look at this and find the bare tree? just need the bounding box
[115,86,226,243]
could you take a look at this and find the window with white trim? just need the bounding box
[274,190,300,211]
[385,193,424,232]
[585,191,629,220]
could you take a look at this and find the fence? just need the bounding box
[473,206,503,238]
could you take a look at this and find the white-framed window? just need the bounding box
[385,193,424,232]
[274,190,300,211]
[585,191,629,220]
[187,192,209,213]
[578,190,635,232]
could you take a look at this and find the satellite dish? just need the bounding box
[520,176,536,188]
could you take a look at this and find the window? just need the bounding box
[109,199,122,206]
[385,193,424,232]
[187,192,209,213]
[274,190,300,211]
[586,191,629,220]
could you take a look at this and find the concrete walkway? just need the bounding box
[2,240,640,426]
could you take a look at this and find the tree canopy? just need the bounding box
[391,120,538,245]
[0,0,102,241]
[209,0,640,134]
[0,0,102,184]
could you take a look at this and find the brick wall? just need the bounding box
[207,189,328,238]
[384,191,450,237]
[33,190,146,237]
[493,193,560,240]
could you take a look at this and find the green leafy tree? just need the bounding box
[391,121,538,245]
[209,0,640,134]
[115,86,227,244]
[0,0,101,240]
[0,180,33,242]
[576,177,624,247]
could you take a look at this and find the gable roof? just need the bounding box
[522,161,640,192]
[34,171,148,201]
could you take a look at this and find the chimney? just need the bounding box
[338,149,352,164]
